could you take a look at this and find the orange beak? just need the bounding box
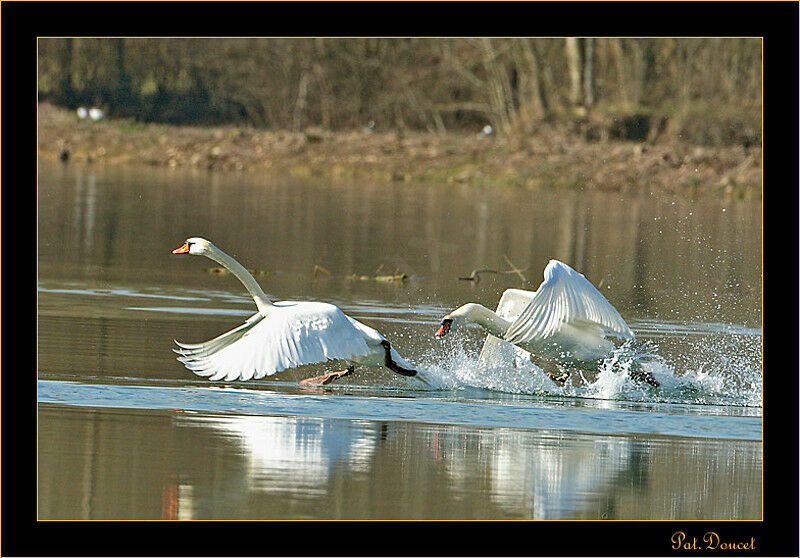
[435,322,450,338]
[172,242,190,254]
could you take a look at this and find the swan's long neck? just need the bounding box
[205,245,273,313]
[454,303,511,338]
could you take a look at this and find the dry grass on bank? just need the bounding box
[38,102,760,200]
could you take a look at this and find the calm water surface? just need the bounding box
[37,163,762,520]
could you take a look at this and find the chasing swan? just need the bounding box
[171,237,423,386]
[435,259,658,386]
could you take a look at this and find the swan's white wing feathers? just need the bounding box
[494,288,537,320]
[176,302,374,381]
[503,260,633,345]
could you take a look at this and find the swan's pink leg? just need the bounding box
[299,365,355,386]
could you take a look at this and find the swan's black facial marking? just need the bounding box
[435,318,453,339]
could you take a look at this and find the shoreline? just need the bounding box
[38,103,761,200]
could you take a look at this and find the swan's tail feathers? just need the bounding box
[174,313,264,380]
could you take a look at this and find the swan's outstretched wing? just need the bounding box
[503,260,634,345]
[175,302,374,381]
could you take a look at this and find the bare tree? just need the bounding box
[36,37,761,145]
[565,38,596,111]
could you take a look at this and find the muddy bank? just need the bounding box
[38,103,760,200]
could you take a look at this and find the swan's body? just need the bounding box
[172,237,422,384]
[437,260,658,386]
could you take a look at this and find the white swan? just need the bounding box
[436,259,658,386]
[171,237,424,386]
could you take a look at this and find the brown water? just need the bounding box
[37,162,762,520]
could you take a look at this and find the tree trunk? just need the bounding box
[566,38,595,110]
[293,72,310,131]
[565,38,583,107]
[611,39,628,105]
[582,38,595,107]
[521,39,549,118]
[111,38,134,114]
[58,38,75,105]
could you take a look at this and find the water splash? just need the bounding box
[413,341,562,395]
[411,331,761,409]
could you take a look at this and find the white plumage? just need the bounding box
[172,238,420,384]
[88,107,105,121]
[438,260,635,368]
[504,260,633,353]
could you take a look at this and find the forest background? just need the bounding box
[38,38,761,198]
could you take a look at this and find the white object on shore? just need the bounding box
[88,107,105,121]
[478,124,494,138]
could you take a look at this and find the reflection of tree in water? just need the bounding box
[71,170,96,262]
[39,168,761,331]
[628,200,652,314]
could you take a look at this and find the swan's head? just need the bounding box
[172,237,214,256]
[434,317,454,338]
[435,304,482,338]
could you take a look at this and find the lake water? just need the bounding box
[37,162,762,520]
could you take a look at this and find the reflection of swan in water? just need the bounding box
[171,414,383,517]
[489,434,642,518]
[431,427,644,519]
[436,259,658,386]
[194,415,381,485]
[177,415,641,519]
[171,237,427,386]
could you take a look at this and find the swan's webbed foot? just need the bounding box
[545,368,571,385]
[380,340,418,377]
[299,365,355,386]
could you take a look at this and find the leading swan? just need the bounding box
[435,259,658,386]
[172,237,423,385]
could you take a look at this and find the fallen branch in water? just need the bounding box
[457,259,529,284]
[502,254,529,283]
[352,267,410,283]
[205,267,270,276]
[314,262,418,283]
[374,273,409,283]
[457,268,503,282]
[312,264,331,278]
